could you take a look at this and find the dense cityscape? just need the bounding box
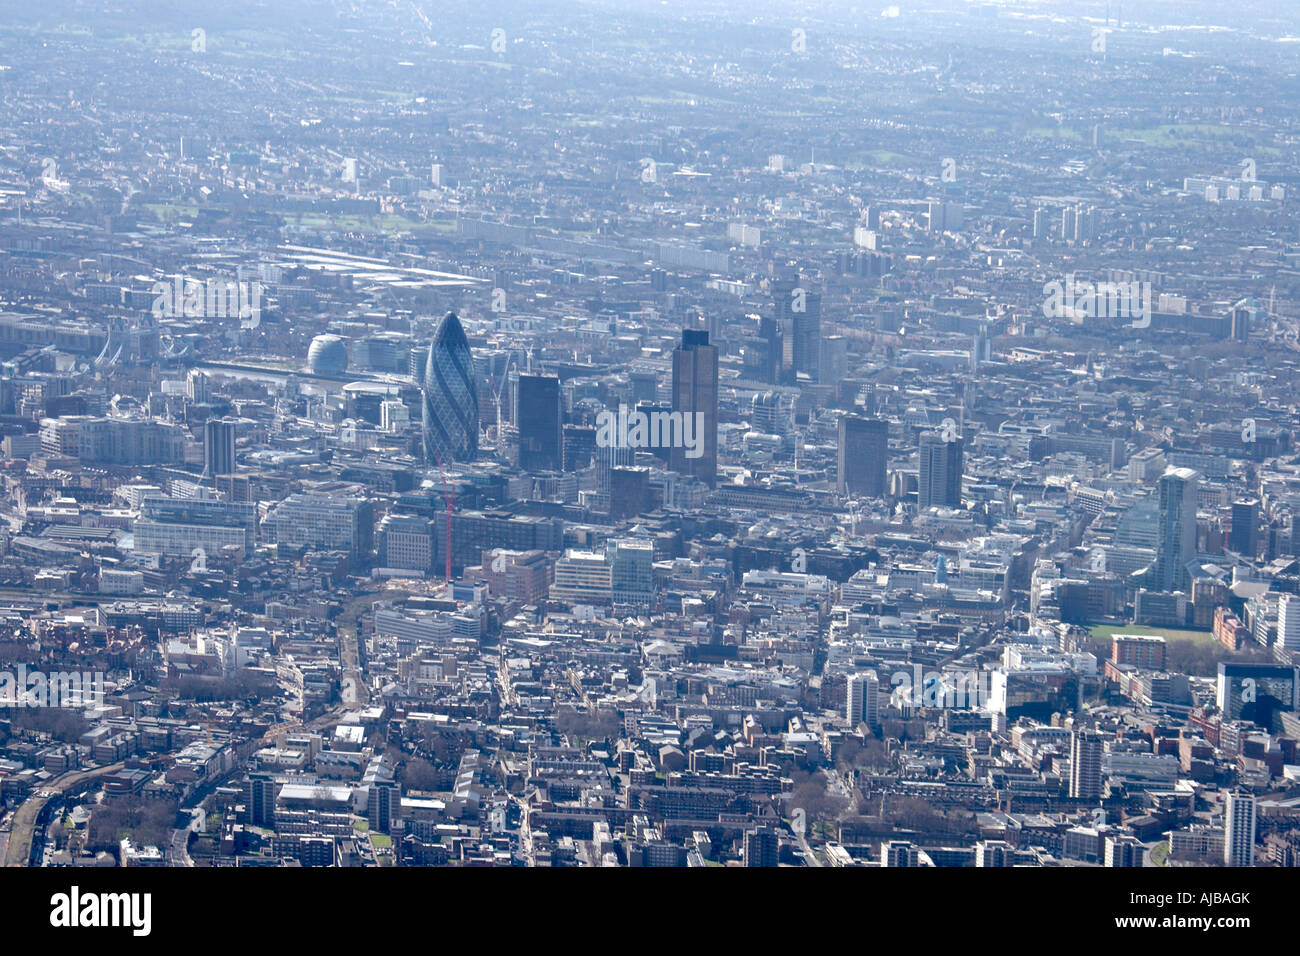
[0,0,1297,882]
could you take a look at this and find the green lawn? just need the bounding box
[1089,624,1218,646]
[1150,842,1169,867]
[370,833,392,849]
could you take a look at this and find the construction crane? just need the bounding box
[433,449,454,586]
[486,355,516,450]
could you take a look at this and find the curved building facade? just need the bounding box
[307,334,348,375]
[422,311,478,464]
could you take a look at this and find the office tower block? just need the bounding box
[759,314,784,384]
[792,292,822,380]
[1104,835,1143,867]
[597,427,636,493]
[705,311,723,346]
[670,328,718,487]
[771,277,822,380]
[629,370,659,404]
[1224,791,1257,866]
[918,431,963,509]
[1069,729,1104,802]
[743,826,779,867]
[838,415,888,498]
[562,424,596,472]
[1154,467,1200,592]
[1230,305,1251,342]
[266,494,374,561]
[434,510,564,575]
[608,537,655,608]
[846,671,879,729]
[482,549,550,605]
[422,311,478,464]
[550,550,614,605]
[1061,206,1077,240]
[1081,205,1092,240]
[365,759,398,834]
[928,201,944,233]
[975,840,1015,867]
[1231,498,1260,557]
[63,418,186,465]
[751,392,789,436]
[1112,634,1167,670]
[636,401,674,462]
[1280,595,1300,653]
[133,497,257,556]
[820,334,847,385]
[354,333,409,373]
[1032,207,1048,239]
[377,513,437,575]
[1216,662,1300,721]
[503,367,519,426]
[1073,204,1097,241]
[381,400,410,432]
[970,330,992,371]
[609,466,651,521]
[928,201,964,233]
[187,368,211,403]
[882,841,920,867]
[246,774,278,827]
[203,417,237,477]
[369,779,395,833]
[516,374,562,472]
[768,276,796,375]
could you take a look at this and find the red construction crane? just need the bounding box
[433,449,454,586]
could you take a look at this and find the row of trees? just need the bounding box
[86,797,177,853]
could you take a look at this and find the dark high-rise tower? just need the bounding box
[743,826,779,868]
[670,328,718,487]
[1069,729,1104,802]
[758,314,783,384]
[636,400,674,463]
[1231,498,1260,558]
[203,418,236,477]
[772,277,821,381]
[792,291,822,381]
[1230,304,1251,343]
[515,373,561,472]
[563,424,596,472]
[1154,467,1200,592]
[918,431,963,508]
[421,312,478,464]
[838,415,888,498]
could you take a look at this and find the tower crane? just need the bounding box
[434,449,454,587]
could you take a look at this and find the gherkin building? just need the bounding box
[421,311,478,464]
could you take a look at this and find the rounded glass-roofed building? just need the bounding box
[421,312,478,464]
[306,334,348,375]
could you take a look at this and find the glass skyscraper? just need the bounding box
[670,328,718,487]
[919,431,963,509]
[515,373,562,472]
[1154,466,1200,592]
[838,414,888,498]
[422,311,479,464]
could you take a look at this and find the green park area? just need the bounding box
[1088,624,1219,646]
[1087,624,1268,678]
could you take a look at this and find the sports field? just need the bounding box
[1088,624,1219,646]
